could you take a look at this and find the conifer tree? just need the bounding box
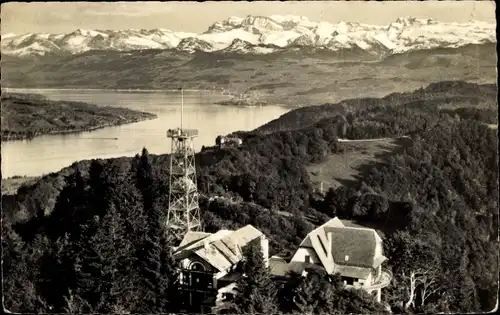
[133,148,175,312]
[112,180,148,311]
[58,162,118,312]
[232,241,278,314]
[160,232,181,312]
[47,169,87,241]
[2,221,47,312]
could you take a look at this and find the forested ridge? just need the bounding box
[2,80,498,313]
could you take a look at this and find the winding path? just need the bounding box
[337,136,410,143]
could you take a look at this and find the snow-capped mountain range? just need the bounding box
[1,15,495,57]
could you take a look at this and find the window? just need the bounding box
[222,293,234,301]
[304,255,311,263]
[190,261,205,272]
[342,276,355,285]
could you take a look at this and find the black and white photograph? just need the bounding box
[1,1,498,314]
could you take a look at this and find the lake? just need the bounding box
[1,89,291,178]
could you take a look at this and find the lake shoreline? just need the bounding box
[3,88,302,108]
[1,89,291,178]
[1,115,158,142]
[216,98,298,108]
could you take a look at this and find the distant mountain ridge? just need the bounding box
[2,43,496,106]
[1,15,495,57]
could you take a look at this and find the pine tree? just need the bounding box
[112,180,148,311]
[72,216,106,310]
[87,160,114,218]
[60,162,120,312]
[92,204,121,312]
[133,148,175,313]
[232,241,278,314]
[47,169,87,241]
[2,221,48,312]
[160,233,181,312]
[290,269,336,314]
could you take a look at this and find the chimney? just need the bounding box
[327,231,333,260]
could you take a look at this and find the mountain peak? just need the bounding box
[395,16,418,25]
[1,15,495,57]
[72,28,92,35]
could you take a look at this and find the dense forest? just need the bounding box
[1,92,157,141]
[2,81,498,313]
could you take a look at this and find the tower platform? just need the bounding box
[167,128,199,139]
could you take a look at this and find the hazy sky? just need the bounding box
[1,1,496,35]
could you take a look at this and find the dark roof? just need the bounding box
[269,256,323,277]
[269,256,289,277]
[335,264,372,279]
[325,227,377,268]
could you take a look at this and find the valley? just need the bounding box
[1,44,496,106]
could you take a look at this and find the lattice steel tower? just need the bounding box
[166,88,202,241]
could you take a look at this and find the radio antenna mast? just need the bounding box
[181,87,184,131]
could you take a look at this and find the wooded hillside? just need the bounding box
[2,81,498,313]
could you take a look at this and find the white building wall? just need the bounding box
[261,236,270,268]
[375,265,382,282]
[356,272,372,287]
[291,247,321,264]
[180,258,189,269]
[374,239,383,258]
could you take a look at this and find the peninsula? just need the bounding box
[1,93,157,141]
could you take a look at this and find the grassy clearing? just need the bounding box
[306,138,411,191]
[2,176,40,195]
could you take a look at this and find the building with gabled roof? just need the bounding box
[174,225,269,313]
[269,217,392,302]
